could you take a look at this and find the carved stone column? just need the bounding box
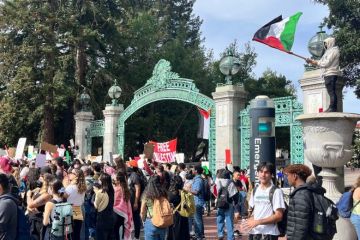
[74,111,94,159]
[212,84,247,170]
[102,104,123,162]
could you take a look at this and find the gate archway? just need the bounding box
[239,96,304,168]
[118,59,216,172]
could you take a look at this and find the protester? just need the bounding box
[127,160,143,240]
[82,165,97,239]
[64,168,86,240]
[215,169,238,240]
[245,162,285,240]
[167,175,190,240]
[0,156,19,197]
[191,165,206,240]
[94,173,115,240]
[0,173,18,240]
[42,179,71,240]
[350,176,360,239]
[27,172,54,240]
[113,171,134,240]
[140,175,168,240]
[178,163,187,182]
[284,164,317,240]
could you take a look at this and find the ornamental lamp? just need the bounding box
[308,26,329,59]
[79,88,90,111]
[219,49,241,85]
[108,80,122,106]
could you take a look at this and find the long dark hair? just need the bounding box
[51,180,66,200]
[168,175,183,194]
[100,173,114,197]
[116,171,130,202]
[145,175,167,200]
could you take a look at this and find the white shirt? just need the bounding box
[65,185,85,206]
[179,170,187,182]
[249,184,285,235]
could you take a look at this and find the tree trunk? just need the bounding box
[43,93,55,144]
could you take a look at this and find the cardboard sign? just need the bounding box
[15,138,27,159]
[153,139,177,163]
[40,142,57,153]
[28,145,34,159]
[225,149,231,164]
[35,154,47,168]
[144,143,154,159]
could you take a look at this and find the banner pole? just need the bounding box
[288,51,307,60]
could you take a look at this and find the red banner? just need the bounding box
[153,139,177,163]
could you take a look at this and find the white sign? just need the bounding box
[175,153,185,163]
[15,138,27,160]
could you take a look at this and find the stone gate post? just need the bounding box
[74,111,94,159]
[212,84,247,170]
[102,104,123,162]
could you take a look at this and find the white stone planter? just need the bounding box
[297,112,360,201]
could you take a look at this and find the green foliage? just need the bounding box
[313,0,360,97]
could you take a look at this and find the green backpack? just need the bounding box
[175,190,195,217]
[51,202,73,237]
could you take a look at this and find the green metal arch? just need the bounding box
[239,96,304,168]
[117,59,216,172]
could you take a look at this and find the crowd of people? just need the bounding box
[0,151,360,240]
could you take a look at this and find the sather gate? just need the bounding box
[239,96,304,168]
[117,59,217,172]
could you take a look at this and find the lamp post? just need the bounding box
[219,48,241,85]
[79,87,91,112]
[306,26,329,71]
[108,80,122,106]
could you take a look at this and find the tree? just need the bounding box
[313,0,360,97]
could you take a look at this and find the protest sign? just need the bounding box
[35,154,47,168]
[57,148,65,157]
[144,142,154,159]
[109,152,114,165]
[69,139,75,148]
[153,139,177,163]
[40,142,57,153]
[175,153,185,163]
[15,138,27,159]
[225,149,231,164]
[28,145,34,159]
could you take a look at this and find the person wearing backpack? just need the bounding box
[43,179,72,240]
[285,164,338,240]
[244,162,285,240]
[350,176,360,239]
[190,165,206,240]
[0,173,18,240]
[215,169,239,240]
[140,175,171,240]
[167,175,190,240]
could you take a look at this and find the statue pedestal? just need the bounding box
[297,112,360,240]
[103,104,123,163]
[212,84,247,170]
[74,111,94,159]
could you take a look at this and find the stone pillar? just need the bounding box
[74,111,94,159]
[212,84,247,170]
[102,104,123,162]
[299,69,344,114]
[299,69,346,192]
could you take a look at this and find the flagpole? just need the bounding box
[288,52,307,61]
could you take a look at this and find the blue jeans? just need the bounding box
[239,191,247,216]
[194,205,204,239]
[351,213,360,239]
[144,219,166,240]
[216,205,234,240]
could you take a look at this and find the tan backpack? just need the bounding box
[151,197,174,228]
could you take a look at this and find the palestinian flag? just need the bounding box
[253,12,302,52]
[197,107,210,140]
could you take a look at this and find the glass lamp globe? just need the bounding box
[308,28,329,58]
[80,92,90,105]
[108,85,122,99]
[219,55,241,76]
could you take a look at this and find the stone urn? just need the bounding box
[297,112,360,201]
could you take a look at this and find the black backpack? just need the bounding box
[202,178,211,202]
[253,185,288,237]
[216,184,230,209]
[310,192,338,240]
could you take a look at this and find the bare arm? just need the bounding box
[134,184,141,210]
[140,200,147,222]
[27,192,52,209]
[245,208,284,229]
[43,202,53,226]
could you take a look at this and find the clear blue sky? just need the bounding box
[193,0,360,113]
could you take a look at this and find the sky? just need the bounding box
[193,0,360,114]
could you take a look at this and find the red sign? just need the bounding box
[225,149,231,164]
[153,139,177,163]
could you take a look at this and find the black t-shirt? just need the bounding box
[128,172,141,205]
